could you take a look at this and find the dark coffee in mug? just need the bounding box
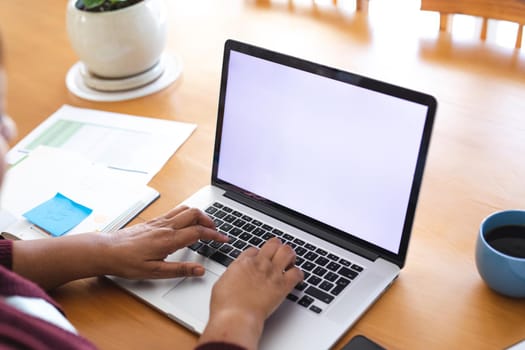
[485,225,525,259]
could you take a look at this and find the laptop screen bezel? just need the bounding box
[211,39,436,268]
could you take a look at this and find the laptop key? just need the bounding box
[336,277,350,287]
[252,228,266,236]
[214,210,227,219]
[315,248,328,256]
[220,223,233,232]
[339,266,359,280]
[331,283,348,296]
[233,218,246,227]
[295,281,308,291]
[239,232,252,241]
[307,275,322,286]
[262,232,275,240]
[293,238,305,245]
[339,258,351,267]
[325,271,338,282]
[230,228,243,236]
[302,261,316,271]
[205,206,217,215]
[229,249,242,258]
[326,262,341,271]
[286,293,299,302]
[197,245,216,257]
[319,281,334,291]
[219,244,233,254]
[249,236,263,246]
[327,253,339,261]
[313,266,327,277]
[233,240,247,249]
[305,286,335,304]
[298,295,314,308]
[210,251,234,267]
[272,228,283,236]
[285,242,297,249]
[212,202,223,209]
[283,233,294,241]
[262,224,273,231]
[295,246,307,256]
[224,215,237,223]
[304,252,319,261]
[243,223,256,232]
[210,241,223,249]
[315,256,330,266]
[304,243,316,251]
[351,264,364,272]
[188,242,202,251]
[309,305,323,314]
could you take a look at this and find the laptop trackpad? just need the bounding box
[162,269,220,327]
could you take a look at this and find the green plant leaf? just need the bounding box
[76,0,142,11]
[82,0,106,9]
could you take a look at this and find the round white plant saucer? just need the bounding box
[80,59,165,92]
[65,53,182,102]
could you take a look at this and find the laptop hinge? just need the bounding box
[224,190,380,262]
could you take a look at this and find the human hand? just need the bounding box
[12,205,227,290]
[102,205,228,279]
[198,238,304,349]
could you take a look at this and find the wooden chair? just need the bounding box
[332,0,369,12]
[421,0,525,49]
[256,0,369,12]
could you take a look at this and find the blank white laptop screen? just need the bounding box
[217,51,428,254]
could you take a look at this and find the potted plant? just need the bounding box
[66,0,167,82]
[75,0,144,12]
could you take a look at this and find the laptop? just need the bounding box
[111,39,436,350]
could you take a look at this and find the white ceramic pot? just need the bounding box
[66,0,167,78]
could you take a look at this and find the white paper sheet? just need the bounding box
[7,105,196,184]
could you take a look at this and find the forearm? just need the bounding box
[9,207,229,290]
[12,233,110,290]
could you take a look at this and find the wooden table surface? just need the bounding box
[1,1,524,349]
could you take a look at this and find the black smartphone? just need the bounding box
[341,335,387,350]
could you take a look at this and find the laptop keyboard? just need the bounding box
[187,202,364,314]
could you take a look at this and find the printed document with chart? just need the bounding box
[6,105,197,184]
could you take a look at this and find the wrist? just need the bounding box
[93,232,116,275]
[199,308,265,350]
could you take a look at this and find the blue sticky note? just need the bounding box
[23,193,93,237]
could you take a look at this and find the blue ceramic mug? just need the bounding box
[475,210,525,298]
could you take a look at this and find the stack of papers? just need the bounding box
[0,105,197,239]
